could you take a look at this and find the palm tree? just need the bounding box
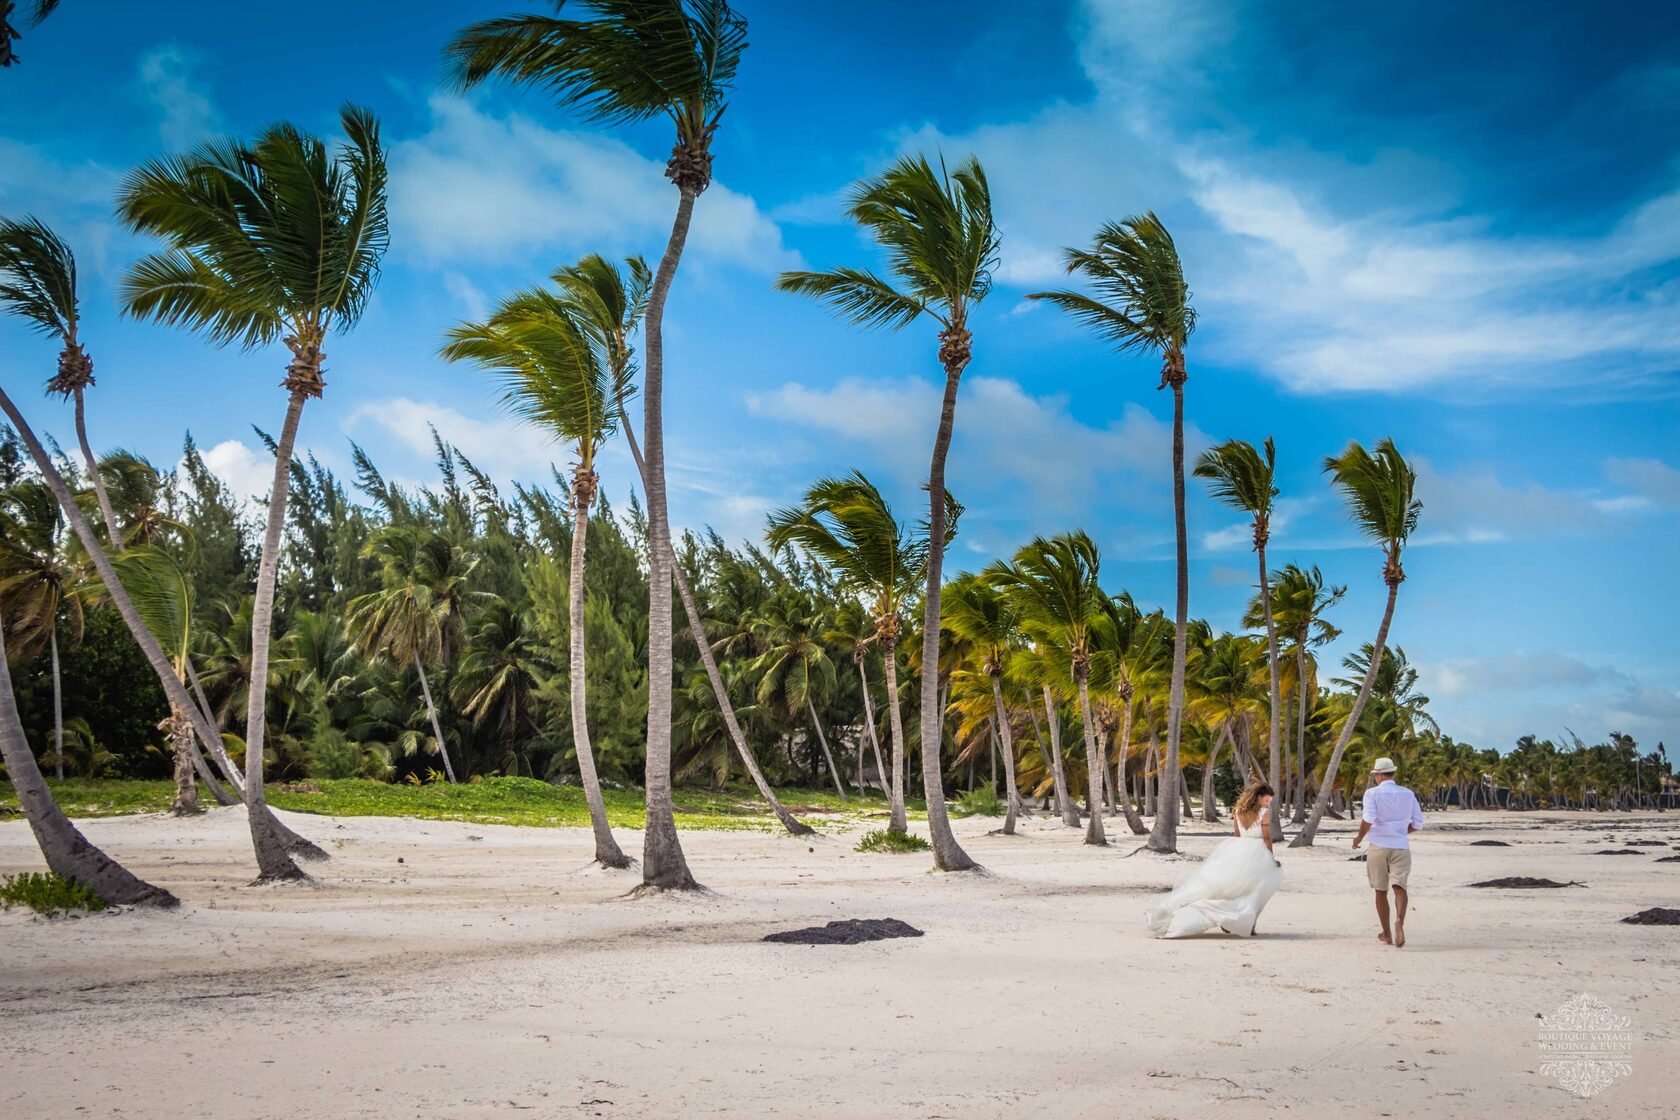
[347,528,469,787]
[0,481,83,780]
[0,0,57,68]
[442,279,633,864]
[988,532,1114,845]
[1029,214,1196,853]
[749,593,844,797]
[1249,564,1344,820]
[777,154,996,873]
[941,575,1025,833]
[1188,632,1265,822]
[767,472,948,836]
[1096,593,1162,835]
[0,216,123,545]
[115,104,387,881]
[453,601,551,757]
[447,0,747,893]
[1291,439,1421,847]
[1195,437,1282,836]
[827,601,891,798]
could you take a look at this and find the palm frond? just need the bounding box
[0,215,76,340]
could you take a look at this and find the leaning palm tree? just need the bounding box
[1029,213,1196,854]
[347,528,468,787]
[0,481,83,780]
[941,574,1026,834]
[115,104,386,881]
[777,154,996,873]
[1194,437,1283,837]
[0,216,122,544]
[1291,439,1422,847]
[441,286,631,865]
[447,0,747,893]
[766,472,951,836]
[988,532,1114,846]
[0,0,57,68]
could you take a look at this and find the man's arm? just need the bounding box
[1408,791,1424,834]
[1353,819,1372,848]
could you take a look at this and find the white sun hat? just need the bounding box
[1371,757,1397,774]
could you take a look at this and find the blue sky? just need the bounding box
[2,0,1677,751]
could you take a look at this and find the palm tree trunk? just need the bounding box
[1257,538,1283,840]
[617,403,813,836]
[0,386,321,876]
[1077,675,1107,846]
[186,657,243,794]
[187,729,238,806]
[917,347,978,872]
[1179,764,1193,817]
[167,702,202,816]
[806,696,846,799]
[990,674,1021,834]
[1043,686,1080,826]
[1291,579,1401,848]
[1115,698,1147,834]
[566,483,629,866]
[1203,724,1232,823]
[1292,645,1311,823]
[1145,730,1158,816]
[71,386,122,548]
[1149,377,1190,853]
[0,618,176,906]
[412,655,459,786]
[49,624,62,780]
[882,634,910,833]
[637,186,701,892]
[858,659,891,800]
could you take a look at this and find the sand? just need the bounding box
[2,806,1677,1118]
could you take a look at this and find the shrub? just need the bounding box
[306,730,391,780]
[0,872,108,915]
[855,829,931,853]
[954,788,1004,817]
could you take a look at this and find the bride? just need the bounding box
[1146,781,1283,938]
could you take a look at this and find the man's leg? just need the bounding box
[1374,890,1392,943]
[1392,885,1408,948]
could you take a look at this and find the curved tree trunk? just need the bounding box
[1043,686,1080,826]
[49,625,62,780]
[858,659,891,800]
[636,186,701,892]
[566,485,629,866]
[917,350,977,872]
[618,403,813,837]
[0,619,176,906]
[188,730,238,806]
[989,674,1021,834]
[412,656,459,786]
[1257,538,1284,840]
[1148,377,1190,853]
[1076,675,1107,846]
[882,635,910,833]
[1291,579,1401,848]
[71,386,123,548]
[1114,698,1147,834]
[1292,645,1311,823]
[186,658,244,795]
[0,387,321,878]
[1203,724,1232,823]
[806,696,846,799]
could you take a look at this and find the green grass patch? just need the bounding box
[855,828,931,853]
[1,777,920,834]
[0,872,107,915]
[953,788,1005,817]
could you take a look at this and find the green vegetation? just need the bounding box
[953,788,1004,817]
[0,871,108,915]
[855,829,931,854]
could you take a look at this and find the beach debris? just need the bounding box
[1349,853,1366,861]
[1655,855,1680,863]
[1595,849,1645,855]
[764,918,924,945]
[1470,877,1583,889]
[1623,839,1665,846]
[1621,908,1680,925]
[1469,839,1511,846]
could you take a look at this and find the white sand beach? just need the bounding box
[2,807,1676,1119]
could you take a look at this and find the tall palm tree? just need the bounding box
[1249,563,1344,820]
[989,532,1114,846]
[115,104,387,881]
[1030,213,1196,853]
[347,528,470,786]
[827,601,891,798]
[0,0,57,68]
[0,216,122,544]
[1194,437,1282,836]
[777,154,997,873]
[941,574,1025,833]
[1291,439,1421,847]
[442,279,633,863]
[0,481,82,779]
[749,593,844,797]
[448,0,747,892]
[1095,593,1161,835]
[767,472,950,835]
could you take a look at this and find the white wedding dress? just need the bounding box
[1145,808,1283,938]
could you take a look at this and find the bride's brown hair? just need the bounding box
[1233,781,1274,825]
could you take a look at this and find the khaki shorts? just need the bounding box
[1366,845,1412,891]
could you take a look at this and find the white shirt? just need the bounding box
[1361,780,1424,849]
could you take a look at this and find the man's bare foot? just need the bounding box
[1394,925,1405,948]
[1378,931,1392,944]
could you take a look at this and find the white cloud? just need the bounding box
[137,45,220,150]
[1429,652,1631,701]
[442,272,489,323]
[343,397,566,486]
[194,438,273,504]
[1603,457,1680,510]
[388,95,798,270]
[1424,651,1679,750]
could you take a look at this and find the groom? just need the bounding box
[1352,757,1424,948]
